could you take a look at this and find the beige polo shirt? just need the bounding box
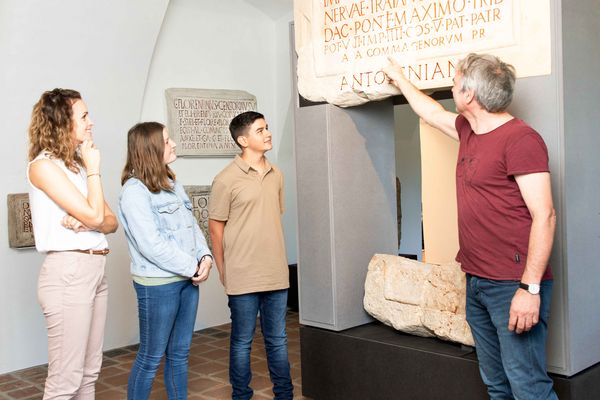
[208,155,289,295]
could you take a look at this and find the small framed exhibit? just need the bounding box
[7,193,35,249]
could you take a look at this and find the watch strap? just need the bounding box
[519,281,540,294]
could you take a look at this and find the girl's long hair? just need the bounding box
[121,121,175,192]
[28,88,83,172]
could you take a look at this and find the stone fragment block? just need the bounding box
[364,254,474,346]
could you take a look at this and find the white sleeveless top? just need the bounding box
[27,152,108,252]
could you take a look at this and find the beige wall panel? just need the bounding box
[420,120,459,264]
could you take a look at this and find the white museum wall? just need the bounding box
[0,0,296,374]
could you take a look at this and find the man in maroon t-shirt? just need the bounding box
[384,54,557,400]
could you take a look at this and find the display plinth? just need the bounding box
[300,323,600,400]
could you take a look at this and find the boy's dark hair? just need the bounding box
[229,111,264,148]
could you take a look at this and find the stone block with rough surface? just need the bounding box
[364,254,474,346]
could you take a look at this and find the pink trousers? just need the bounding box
[37,252,108,400]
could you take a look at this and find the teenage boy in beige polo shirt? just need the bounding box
[208,111,293,400]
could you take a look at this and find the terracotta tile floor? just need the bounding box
[0,312,310,399]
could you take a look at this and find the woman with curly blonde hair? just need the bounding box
[27,88,118,399]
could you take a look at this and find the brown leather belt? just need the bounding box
[51,249,110,256]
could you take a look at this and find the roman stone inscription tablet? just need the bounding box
[184,185,212,250]
[7,193,35,248]
[165,89,257,157]
[295,0,551,107]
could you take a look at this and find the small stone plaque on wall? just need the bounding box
[7,193,35,248]
[165,88,257,157]
[184,185,212,251]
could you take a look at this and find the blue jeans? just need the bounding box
[128,280,199,400]
[466,275,557,400]
[228,289,293,400]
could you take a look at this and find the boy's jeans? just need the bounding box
[228,289,293,400]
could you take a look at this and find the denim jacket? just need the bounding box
[118,178,211,278]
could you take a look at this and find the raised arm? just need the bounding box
[61,200,118,234]
[209,219,226,286]
[97,202,118,233]
[383,57,459,140]
[29,141,109,229]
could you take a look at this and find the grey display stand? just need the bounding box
[292,0,600,378]
[294,98,398,331]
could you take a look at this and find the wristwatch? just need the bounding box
[519,282,540,295]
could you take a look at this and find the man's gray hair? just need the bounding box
[456,53,516,113]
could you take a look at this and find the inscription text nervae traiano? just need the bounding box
[319,0,510,90]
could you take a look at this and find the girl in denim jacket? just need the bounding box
[118,121,212,400]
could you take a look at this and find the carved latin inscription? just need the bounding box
[165,89,257,157]
[295,0,551,106]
